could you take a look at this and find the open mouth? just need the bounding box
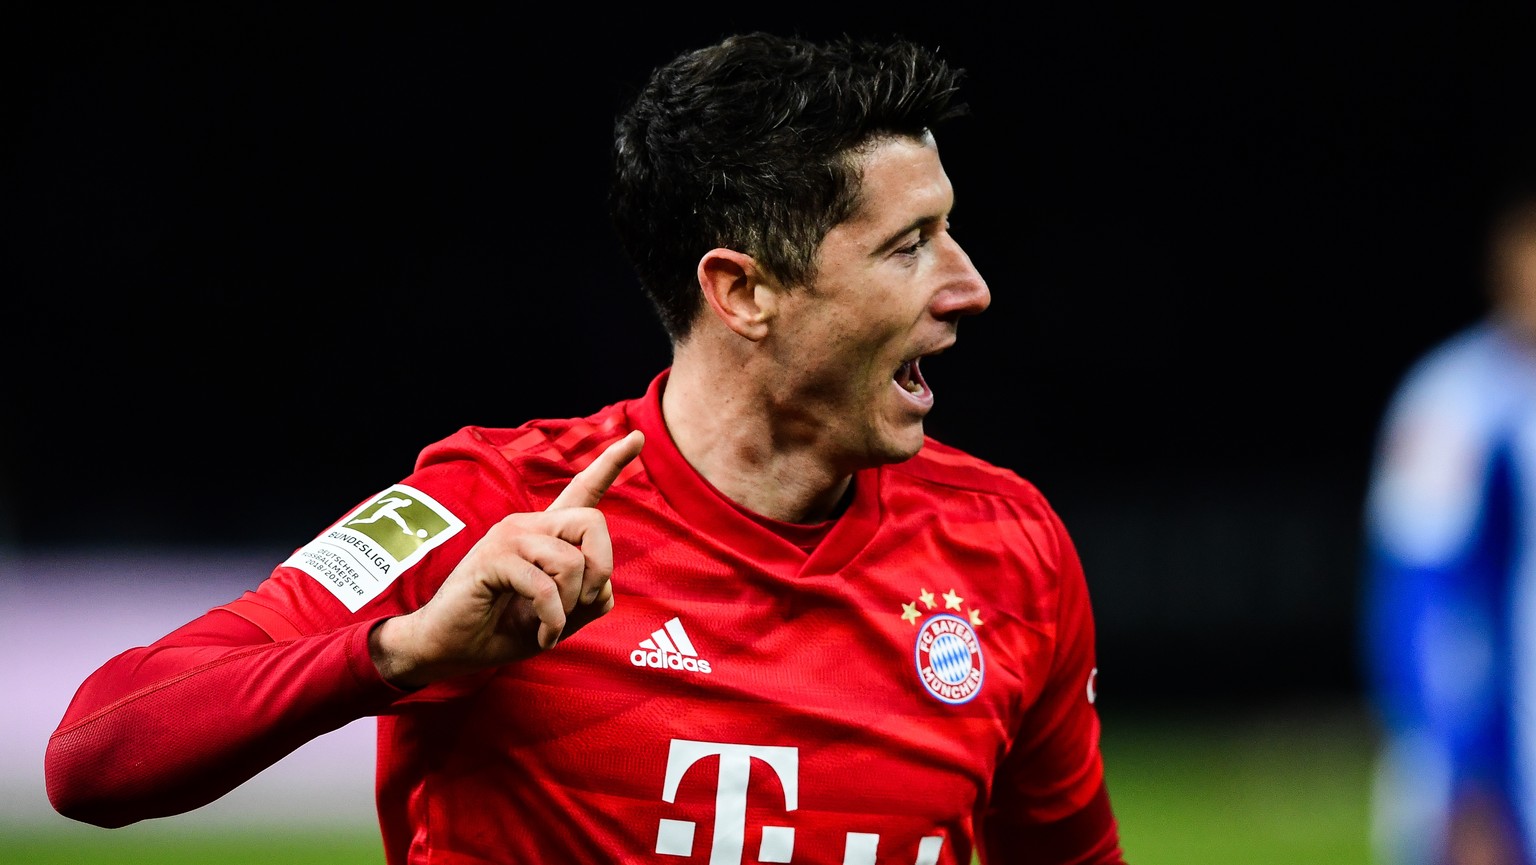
[894,357,929,395]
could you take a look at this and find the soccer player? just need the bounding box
[1363,177,1536,865]
[46,32,1128,864]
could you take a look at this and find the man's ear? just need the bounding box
[697,248,775,341]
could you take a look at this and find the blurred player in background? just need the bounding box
[1364,176,1536,865]
[45,31,1127,864]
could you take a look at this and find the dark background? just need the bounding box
[8,4,1536,710]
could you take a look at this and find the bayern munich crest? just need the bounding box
[902,588,985,704]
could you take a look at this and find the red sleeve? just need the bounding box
[44,608,405,828]
[42,433,533,830]
[983,781,1124,865]
[981,505,1126,864]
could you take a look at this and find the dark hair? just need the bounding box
[608,31,970,342]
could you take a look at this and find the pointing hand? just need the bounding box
[369,430,645,688]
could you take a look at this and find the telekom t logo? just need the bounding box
[657,739,798,864]
[655,738,945,865]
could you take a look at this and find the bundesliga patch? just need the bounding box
[283,484,464,612]
[901,588,985,704]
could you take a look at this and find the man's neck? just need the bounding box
[660,359,854,525]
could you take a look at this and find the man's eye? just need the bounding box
[897,237,929,256]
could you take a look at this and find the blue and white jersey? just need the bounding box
[1364,320,1536,865]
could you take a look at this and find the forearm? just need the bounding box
[45,613,401,827]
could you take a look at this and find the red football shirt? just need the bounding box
[47,369,1122,864]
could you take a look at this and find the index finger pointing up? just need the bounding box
[546,430,645,511]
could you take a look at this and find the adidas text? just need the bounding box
[630,649,712,674]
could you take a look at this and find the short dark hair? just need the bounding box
[608,31,970,342]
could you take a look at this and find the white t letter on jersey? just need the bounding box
[658,738,799,865]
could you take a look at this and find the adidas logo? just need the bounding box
[629,616,713,674]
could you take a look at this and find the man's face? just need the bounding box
[767,133,991,469]
[1495,218,1536,344]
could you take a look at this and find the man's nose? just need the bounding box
[932,239,991,320]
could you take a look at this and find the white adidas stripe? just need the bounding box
[637,617,697,656]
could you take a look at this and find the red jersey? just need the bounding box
[47,369,1123,864]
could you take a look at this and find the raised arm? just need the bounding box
[46,430,643,827]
